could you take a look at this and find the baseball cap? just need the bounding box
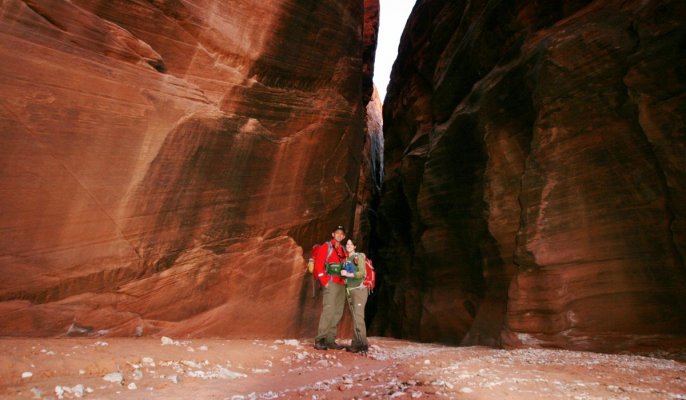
[332,225,346,233]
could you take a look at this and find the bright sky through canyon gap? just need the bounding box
[375,0,416,102]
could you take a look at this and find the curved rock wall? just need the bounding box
[0,0,380,337]
[376,0,686,351]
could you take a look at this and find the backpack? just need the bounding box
[362,257,376,291]
[306,243,334,274]
[350,253,375,291]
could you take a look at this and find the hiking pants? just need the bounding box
[316,282,346,343]
[348,286,369,347]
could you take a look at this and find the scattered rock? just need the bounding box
[65,322,93,336]
[431,379,454,389]
[217,367,247,380]
[182,360,204,369]
[30,387,42,399]
[103,372,124,384]
[71,384,85,398]
[161,337,177,346]
[252,368,269,374]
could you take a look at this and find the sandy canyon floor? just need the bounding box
[1,336,685,399]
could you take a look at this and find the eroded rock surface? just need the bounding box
[375,0,686,351]
[0,0,380,337]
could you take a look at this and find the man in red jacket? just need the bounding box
[313,225,348,350]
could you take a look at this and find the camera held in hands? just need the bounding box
[341,261,355,278]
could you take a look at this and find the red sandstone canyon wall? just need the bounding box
[0,0,380,337]
[375,0,686,351]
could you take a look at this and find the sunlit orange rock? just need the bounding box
[0,0,380,337]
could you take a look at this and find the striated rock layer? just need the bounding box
[375,0,686,351]
[0,0,380,337]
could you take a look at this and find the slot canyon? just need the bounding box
[1,0,685,398]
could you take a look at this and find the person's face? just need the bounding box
[345,239,355,253]
[332,229,346,243]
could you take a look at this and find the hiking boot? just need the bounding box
[325,341,344,350]
[346,344,369,354]
[314,339,328,351]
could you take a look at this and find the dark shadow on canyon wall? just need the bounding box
[370,0,686,353]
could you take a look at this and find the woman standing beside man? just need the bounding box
[341,237,369,354]
[312,225,369,354]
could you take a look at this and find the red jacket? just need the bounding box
[313,239,347,286]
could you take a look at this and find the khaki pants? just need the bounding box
[316,282,346,343]
[347,286,369,347]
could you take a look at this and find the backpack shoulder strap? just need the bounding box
[325,241,334,265]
